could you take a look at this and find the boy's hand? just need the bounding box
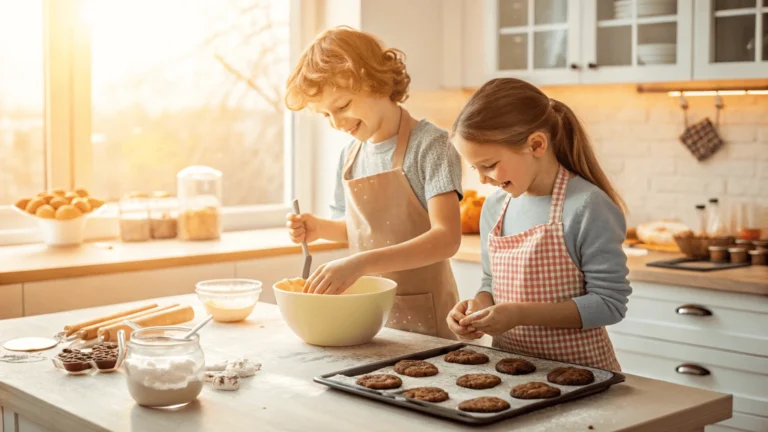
[286,212,320,244]
[303,255,366,295]
[460,303,521,336]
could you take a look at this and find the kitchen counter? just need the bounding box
[0,229,347,285]
[0,295,732,432]
[455,235,768,296]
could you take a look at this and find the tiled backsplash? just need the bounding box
[406,85,768,229]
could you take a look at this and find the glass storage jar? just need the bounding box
[149,191,178,240]
[177,166,222,241]
[124,326,205,408]
[119,192,150,242]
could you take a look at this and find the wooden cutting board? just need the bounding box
[623,239,680,253]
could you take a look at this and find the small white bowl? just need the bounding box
[12,204,106,247]
[195,279,263,323]
[273,276,397,347]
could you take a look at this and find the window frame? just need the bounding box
[0,0,313,246]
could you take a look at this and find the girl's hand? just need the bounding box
[286,212,320,244]
[304,255,366,295]
[446,299,484,339]
[460,303,520,336]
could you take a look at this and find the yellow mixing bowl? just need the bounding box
[273,276,397,347]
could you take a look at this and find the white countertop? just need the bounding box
[0,295,732,432]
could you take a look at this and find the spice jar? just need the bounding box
[124,326,205,408]
[177,166,222,241]
[119,192,150,242]
[749,249,768,266]
[733,239,755,252]
[728,247,748,264]
[149,191,178,240]
[708,246,729,263]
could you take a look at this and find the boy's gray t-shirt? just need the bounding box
[331,119,463,219]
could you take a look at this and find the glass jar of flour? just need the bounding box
[124,326,205,408]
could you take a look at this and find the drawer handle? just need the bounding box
[675,305,712,316]
[676,364,710,376]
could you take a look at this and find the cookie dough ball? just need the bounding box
[35,205,56,219]
[74,188,89,197]
[49,188,66,197]
[64,192,79,203]
[49,197,69,210]
[25,197,46,214]
[14,197,32,211]
[55,205,82,220]
[71,197,92,213]
[39,193,55,204]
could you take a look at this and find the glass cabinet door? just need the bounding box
[694,0,768,79]
[486,0,579,85]
[582,0,693,83]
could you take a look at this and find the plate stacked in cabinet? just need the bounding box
[607,281,768,431]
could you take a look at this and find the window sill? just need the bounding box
[0,228,347,285]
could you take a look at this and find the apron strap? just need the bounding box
[547,165,570,225]
[492,194,513,236]
[391,107,412,170]
[342,140,364,181]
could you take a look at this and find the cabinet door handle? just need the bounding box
[570,63,581,70]
[675,305,712,316]
[587,62,598,69]
[676,364,710,376]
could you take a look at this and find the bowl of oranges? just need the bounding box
[13,188,105,246]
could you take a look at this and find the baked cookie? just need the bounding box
[356,374,403,390]
[402,387,449,403]
[547,367,595,386]
[393,360,438,377]
[495,357,536,375]
[444,349,489,365]
[511,382,561,399]
[456,373,502,390]
[458,397,511,413]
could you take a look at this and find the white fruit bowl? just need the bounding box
[12,204,106,247]
[273,276,397,347]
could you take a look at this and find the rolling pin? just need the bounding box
[77,304,178,340]
[98,305,195,342]
[64,303,158,336]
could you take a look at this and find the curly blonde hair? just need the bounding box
[285,26,410,111]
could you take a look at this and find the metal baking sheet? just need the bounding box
[314,343,625,425]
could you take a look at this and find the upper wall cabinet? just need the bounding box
[580,0,693,83]
[478,0,767,86]
[693,0,768,79]
[484,0,581,85]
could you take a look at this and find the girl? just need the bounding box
[447,78,631,370]
[284,26,463,339]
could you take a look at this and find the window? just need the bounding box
[0,0,45,206]
[88,0,289,206]
[0,0,309,245]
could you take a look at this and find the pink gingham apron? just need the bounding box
[488,165,621,371]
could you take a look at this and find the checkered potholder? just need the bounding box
[679,117,724,161]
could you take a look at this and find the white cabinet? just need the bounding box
[484,0,582,85]
[581,0,694,83]
[609,281,768,431]
[693,0,768,79]
[484,0,693,85]
[479,0,767,86]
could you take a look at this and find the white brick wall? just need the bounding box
[407,85,768,231]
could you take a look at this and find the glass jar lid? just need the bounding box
[177,165,222,181]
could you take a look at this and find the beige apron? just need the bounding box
[342,107,459,340]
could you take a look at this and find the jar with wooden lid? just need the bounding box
[119,192,150,242]
[149,191,178,240]
[177,166,222,241]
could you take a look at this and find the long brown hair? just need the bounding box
[452,78,626,213]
